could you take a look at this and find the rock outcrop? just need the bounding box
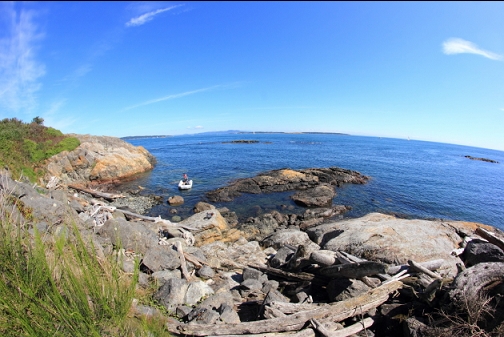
[205,167,369,202]
[44,134,156,185]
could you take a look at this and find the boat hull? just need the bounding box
[178,180,193,190]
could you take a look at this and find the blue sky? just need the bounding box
[1,2,504,151]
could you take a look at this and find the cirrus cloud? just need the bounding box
[126,5,182,27]
[442,38,502,61]
[0,4,45,112]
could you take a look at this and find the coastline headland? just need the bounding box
[7,133,504,336]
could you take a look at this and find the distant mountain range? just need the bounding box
[122,130,349,140]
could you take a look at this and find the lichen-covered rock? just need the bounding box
[205,167,369,202]
[306,213,482,277]
[44,134,156,185]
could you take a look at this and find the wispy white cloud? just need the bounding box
[0,4,45,112]
[187,125,203,130]
[442,38,502,61]
[124,83,241,110]
[126,5,182,27]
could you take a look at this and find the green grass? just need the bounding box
[0,181,171,336]
[0,117,80,182]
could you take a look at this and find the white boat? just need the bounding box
[178,180,193,190]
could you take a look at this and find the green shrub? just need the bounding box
[0,118,81,182]
[44,127,63,137]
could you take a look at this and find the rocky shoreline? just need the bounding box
[5,135,504,336]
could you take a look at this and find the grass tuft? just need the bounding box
[0,178,171,336]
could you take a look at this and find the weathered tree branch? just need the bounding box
[165,280,403,336]
[69,184,125,200]
[475,227,504,252]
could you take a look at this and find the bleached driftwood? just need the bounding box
[69,184,125,200]
[449,262,504,308]
[165,280,403,336]
[475,227,504,252]
[311,316,375,337]
[387,259,445,275]
[174,241,192,281]
[207,328,316,337]
[114,208,197,231]
[407,260,442,280]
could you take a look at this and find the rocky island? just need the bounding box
[3,134,504,337]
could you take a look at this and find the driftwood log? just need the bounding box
[475,227,504,252]
[311,316,375,337]
[319,261,386,279]
[69,184,125,200]
[165,280,403,336]
[449,262,504,308]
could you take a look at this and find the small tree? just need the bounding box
[31,116,44,125]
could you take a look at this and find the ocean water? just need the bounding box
[119,133,504,230]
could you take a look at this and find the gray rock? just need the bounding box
[327,278,370,302]
[219,303,241,323]
[168,195,184,206]
[152,270,182,285]
[96,218,158,254]
[142,245,181,273]
[241,279,263,291]
[464,239,504,267]
[122,260,135,273]
[188,307,220,324]
[153,278,189,312]
[242,267,268,283]
[193,202,216,213]
[262,229,320,254]
[306,213,468,277]
[185,281,214,306]
[262,280,279,294]
[196,265,215,279]
[291,184,336,207]
[176,305,193,319]
[133,304,160,318]
[138,272,150,288]
[198,291,235,310]
[269,246,296,268]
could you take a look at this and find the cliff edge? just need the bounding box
[44,134,156,185]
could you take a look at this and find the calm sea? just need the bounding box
[119,133,504,230]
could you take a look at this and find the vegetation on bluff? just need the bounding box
[0,117,80,182]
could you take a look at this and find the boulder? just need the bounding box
[178,210,231,246]
[185,281,215,306]
[291,184,336,207]
[327,278,370,302]
[44,134,156,185]
[154,278,189,312]
[306,213,477,277]
[193,202,216,213]
[167,195,184,206]
[96,218,158,254]
[141,245,181,273]
[463,240,504,267]
[261,229,320,254]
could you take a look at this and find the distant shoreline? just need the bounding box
[122,131,349,139]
